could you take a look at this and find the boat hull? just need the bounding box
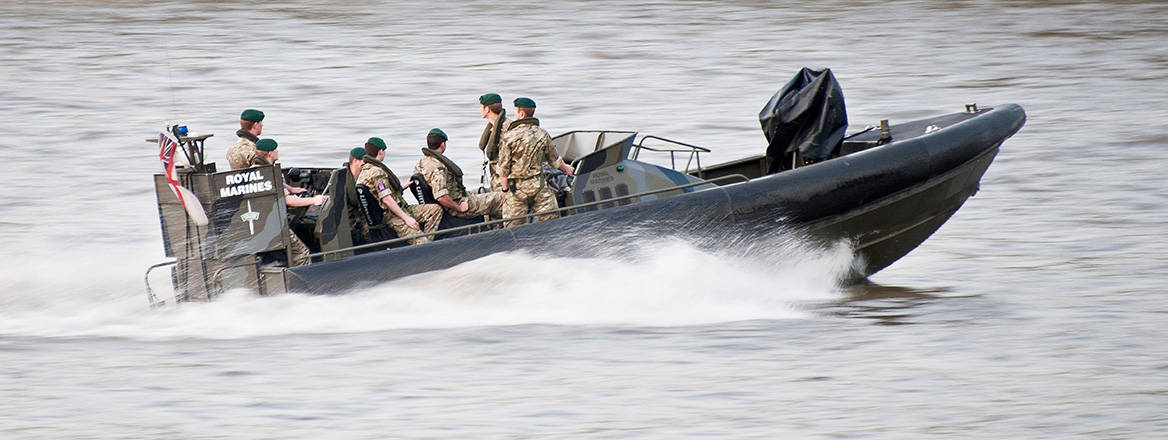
[285,104,1025,293]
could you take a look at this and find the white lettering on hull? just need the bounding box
[220,170,275,197]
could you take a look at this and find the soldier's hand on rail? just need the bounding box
[311,195,326,205]
[561,163,575,175]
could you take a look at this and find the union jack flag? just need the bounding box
[158,130,182,197]
[158,127,208,225]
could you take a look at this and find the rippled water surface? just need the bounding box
[1,1,1166,438]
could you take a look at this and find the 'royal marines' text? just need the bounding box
[220,170,274,197]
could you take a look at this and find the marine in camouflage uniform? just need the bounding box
[497,97,573,228]
[345,147,371,245]
[416,128,504,219]
[251,138,320,267]
[227,108,265,170]
[227,132,258,170]
[478,93,510,192]
[357,146,442,245]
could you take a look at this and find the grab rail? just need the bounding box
[310,173,750,259]
[208,259,265,299]
[632,135,710,174]
[144,260,177,308]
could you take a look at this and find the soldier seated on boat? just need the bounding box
[414,128,504,220]
[252,138,325,266]
[356,137,443,245]
[343,147,372,245]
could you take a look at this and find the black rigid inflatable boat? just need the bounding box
[146,69,1025,304]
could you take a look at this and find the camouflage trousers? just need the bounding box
[502,176,559,228]
[451,191,504,219]
[289,233,311,267]
[488,162,504,192]
[387,203,443,245]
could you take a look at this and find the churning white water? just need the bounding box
[1,237,852,340]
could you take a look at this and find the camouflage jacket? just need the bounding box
[357,157,408,212]
[478,114,511,162]
[227,129,258,170]
[498,118,563,180]
[414,149,467,201]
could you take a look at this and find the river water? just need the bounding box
[1,1,1166,438]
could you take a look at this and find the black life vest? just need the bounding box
[420,147,468,199]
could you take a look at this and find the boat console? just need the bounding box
[553,130,715,212]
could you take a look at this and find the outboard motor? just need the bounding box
[759,67,848,174]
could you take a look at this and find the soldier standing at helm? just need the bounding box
[415,128,504,220]
[251,138,324,267]
[227,109,264,170]
[357,137,443,245]
[497,97,574,228]
[228,108,305,194]
[478,93,511,191]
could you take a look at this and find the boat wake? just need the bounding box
[0,235,854,341]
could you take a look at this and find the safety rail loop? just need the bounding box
[310,173,749,259]
[150,259,262,305]
[632,135,711,174]
[208,258,268,299]
[144,260,177,308]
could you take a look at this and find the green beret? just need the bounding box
[365,137,386,152]
[241,109,265,122]
[479,93,502,105]
[256,138,278,151]
[428,128,448,141]
[349,147,366,159]
[513,97,536,108]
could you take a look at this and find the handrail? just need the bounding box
[632,135,710,174]
[310,173,750,259]
[144,260,177,308]
[634,135,712,153]
[209,259,265,299]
